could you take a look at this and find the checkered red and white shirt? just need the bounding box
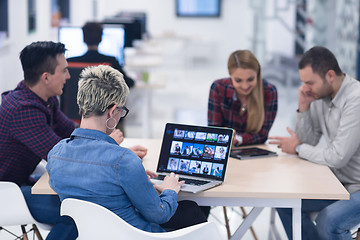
[0,81,75,185]
[208,78,278,145]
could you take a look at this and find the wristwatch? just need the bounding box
[295,145,301,155]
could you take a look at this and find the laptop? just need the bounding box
[230,147,278,160]
[151,123,233,193]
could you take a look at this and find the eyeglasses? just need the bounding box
[107,104,129,120]
[116,106,129,120]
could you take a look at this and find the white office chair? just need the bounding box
[61,198,224,240]
[0,181,52,240]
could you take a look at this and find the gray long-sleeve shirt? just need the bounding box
[295,74,360,194]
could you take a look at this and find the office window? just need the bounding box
[51,0,70,27]
[28,0,36,33]
[176,0,221,17]
[0,0,8,44]
[295,0,306,55]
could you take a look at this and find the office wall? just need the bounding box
[0,0,296,96]
[71,0,255,65]
[306,0,359,77]
[71,0,296,64]
[0,0,57,95]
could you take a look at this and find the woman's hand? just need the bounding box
[109,129,124,145]
[154,172,184,194]
[145,170,158,185]
[145,170,158,179]
[232,129,240,146]
[129,145,148,159]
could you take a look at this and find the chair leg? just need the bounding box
[223,206,232,239]
[240,207,258,240]
[33,224,44,240]
[0,226,21,238]
[0,224,43,240]
[21,225,29,240]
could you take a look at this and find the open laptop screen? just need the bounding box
[157,123,233,181]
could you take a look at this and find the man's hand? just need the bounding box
[153,172,184,194]
[109,129,124,145]
[129,145,148,159]
[298,84,315,112]
[268,127,300,154]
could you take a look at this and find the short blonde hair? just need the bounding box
[77,65,129,118]
[227,50,264,133]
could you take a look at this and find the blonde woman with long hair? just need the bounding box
[208,50,278,146]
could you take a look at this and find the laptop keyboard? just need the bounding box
[156,174,210,186]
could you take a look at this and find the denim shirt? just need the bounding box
[47,128,178,232]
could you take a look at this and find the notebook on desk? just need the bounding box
[151,123,233,193]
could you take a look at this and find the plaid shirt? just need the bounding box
[208,78,278,145]
[0,81,75,185]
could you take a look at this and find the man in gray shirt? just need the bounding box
[269,46,360,240]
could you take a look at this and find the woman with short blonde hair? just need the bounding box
[48,65,207,233]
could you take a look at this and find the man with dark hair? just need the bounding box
[0,41,78,239]
[67,22,134,88]
[269,46,360,239]
[82,21,103,46]
[297,46,343,78]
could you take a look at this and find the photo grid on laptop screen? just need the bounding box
[157,123,233,181]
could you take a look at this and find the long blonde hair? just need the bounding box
[227,50,264,133]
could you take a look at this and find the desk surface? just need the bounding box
[32,138,349,201]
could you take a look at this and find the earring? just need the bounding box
[106,117,117,130]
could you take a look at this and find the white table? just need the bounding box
[32,138,350,240]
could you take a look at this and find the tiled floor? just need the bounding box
[0,52,298,240]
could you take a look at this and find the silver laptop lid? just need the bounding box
[156,123,233,182]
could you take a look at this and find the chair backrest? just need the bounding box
[0,181,51,231]
[61,198,223,240]
[61,62,111,123]
[0,181,36,226]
